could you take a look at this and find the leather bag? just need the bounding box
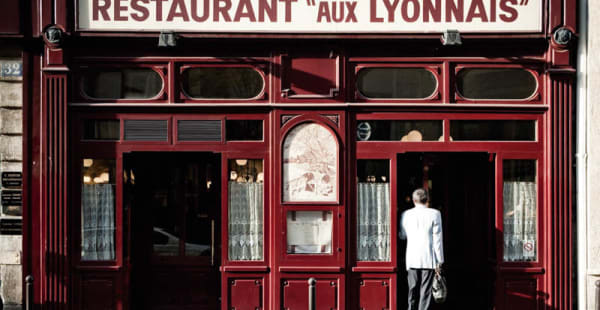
[432,267,447,303]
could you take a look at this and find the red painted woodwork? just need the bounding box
[503,279,538,309]
[546,74,574,310]
[40,72,70,309]
[277,52,343,102]
[228,277,265,310]
[355,277,394,310]
[0,0,20,34]
[20,2,578,306]
[282,278,340,310]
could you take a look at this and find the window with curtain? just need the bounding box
[503,160,537,262]
[228,159,264,261]
[81,159,116,261]
[357,160,391,262]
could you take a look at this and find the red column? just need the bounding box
[36,28,70,309]
[546,71,574,310]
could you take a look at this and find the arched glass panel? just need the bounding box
[282,123,338,202]
[357,68,437,99]
[81,68,163,99]
[457,68,537,100]
[182,67,264,99]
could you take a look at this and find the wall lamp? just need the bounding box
[158,31,179,47]
[441,30,462,46]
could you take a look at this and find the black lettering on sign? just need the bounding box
[1,190,22,206]
[1,172,23,188]
[0,218,22,235]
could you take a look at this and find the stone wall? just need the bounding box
[0,48,23,309]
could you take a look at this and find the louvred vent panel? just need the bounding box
[177,120,222,141]
[124,120,168,141]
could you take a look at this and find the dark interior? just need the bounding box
[397,152,497,310]
[124,152,221,310]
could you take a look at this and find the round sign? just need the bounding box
[357,122,372,141]
[523,242,534,252]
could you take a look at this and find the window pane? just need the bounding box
[81,159,116,261]
[457,68,537,100]
[226,120,263,141]
[357,68,437,99]
[81,68,163,99]
[356,120,443,141]
[287,211,333,254]
[357,160,390,262]
[503,160,537,262]
[182,67,264,99]
[450,120,536,141]
[83,120,120,140]
[228,159,264,261]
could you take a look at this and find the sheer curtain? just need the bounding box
[357,183,391,261]
[81,184,115,261]
[228,182,264,261]
[503,181,537,261]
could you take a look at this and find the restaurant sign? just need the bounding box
[78,0,542,33]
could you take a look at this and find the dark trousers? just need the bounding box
[407,268,435,310]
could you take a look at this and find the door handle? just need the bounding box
[211,219,215,266]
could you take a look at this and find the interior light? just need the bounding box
[83,159,94,167]
[100,172,110,182]
[235,159,248,166]
[83,175,92,184]
[230,171,238,181]
[93,177,102,183]
[257,172,264,183]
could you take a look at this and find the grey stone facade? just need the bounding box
[0,49,23,309]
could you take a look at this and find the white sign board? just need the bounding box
[78,0,542,33]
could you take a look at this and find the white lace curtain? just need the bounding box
[81,184,115,261]
[503,181,537,262]
[228,182,264,261]
[357,182,391,261]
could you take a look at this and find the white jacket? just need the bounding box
[399,204,444,270]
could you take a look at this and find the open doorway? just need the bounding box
[123,152,221,310]
[396,152,497,310]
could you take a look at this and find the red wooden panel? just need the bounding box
[282,53,340,99]
[358,279,390,310]
[81,279,115,310]
[0,0,20,34]
[503,279,537,309]
[230,279,263,310]
[283,279,338,310]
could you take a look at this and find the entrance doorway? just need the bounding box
[396,152,496,310]
[124,152,221,310]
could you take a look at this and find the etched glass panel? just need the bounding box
[357,160,391,261]
[283,123,337,202]
[228,159,264,261]
[81,159,116,261]
[287,211,333,254]
[503,160,537,262]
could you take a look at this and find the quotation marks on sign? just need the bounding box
[519,0,529,5]
[314,1,358,23]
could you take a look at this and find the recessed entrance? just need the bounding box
[124,152,221,310]
[396,152,496,310]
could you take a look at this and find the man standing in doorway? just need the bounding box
[399,188,444,310]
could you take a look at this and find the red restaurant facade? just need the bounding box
[0,0,578,309]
